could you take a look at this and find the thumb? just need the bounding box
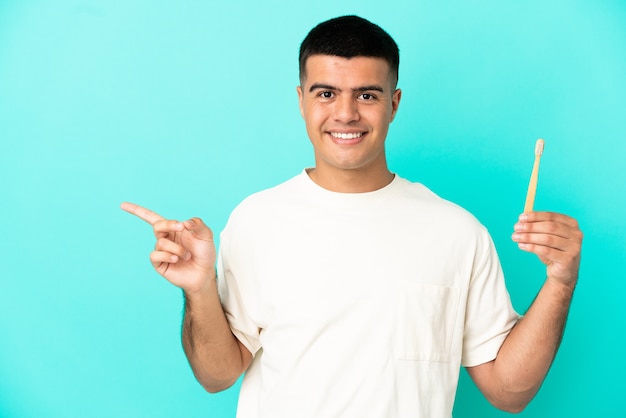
[183,217,214,241]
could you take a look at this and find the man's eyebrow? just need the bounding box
[309,83,337,93]
[353,85,385,93]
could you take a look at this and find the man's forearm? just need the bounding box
[480,278,575,411]
[181,280,251,393]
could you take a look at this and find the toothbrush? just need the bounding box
[524,139,545,213]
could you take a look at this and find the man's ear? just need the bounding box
[296,85,305,118]
[390,88,402,122]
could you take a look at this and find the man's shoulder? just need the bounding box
[226,172,305,222]
[393,175,487,234]
[394,176,473,213]
[240,172,304,205]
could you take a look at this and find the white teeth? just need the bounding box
[330,132,363,139]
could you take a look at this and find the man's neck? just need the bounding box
[306,166,395,193]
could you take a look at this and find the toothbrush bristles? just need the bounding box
[535,138,545,156]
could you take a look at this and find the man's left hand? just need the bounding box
[512,211,583,288]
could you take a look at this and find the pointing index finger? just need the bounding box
[120,202,165,225]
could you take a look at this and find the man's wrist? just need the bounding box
[545,276,577,299]
[183,273,218,303]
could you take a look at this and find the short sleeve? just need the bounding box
[462,230,520,367]
[216,225,262,356]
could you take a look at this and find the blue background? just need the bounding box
[1,1,625,416]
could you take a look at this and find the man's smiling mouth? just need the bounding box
[329,132,364,140]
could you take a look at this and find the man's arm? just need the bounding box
[182,280,253,393]
[120,203,252,393]
[467,211,582,413]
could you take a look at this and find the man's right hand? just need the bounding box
[120,202,216,293]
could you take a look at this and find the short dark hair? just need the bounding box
[299,15,400,86]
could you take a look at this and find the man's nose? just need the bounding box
[333,96,360,123]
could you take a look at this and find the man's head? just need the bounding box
[296,16,402,192]
[299,15,400,87]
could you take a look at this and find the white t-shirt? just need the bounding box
[217,171,519,418]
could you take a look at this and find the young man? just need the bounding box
[122,15,582,418]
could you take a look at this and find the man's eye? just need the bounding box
[319,91,333,99]
[360,93,375,100]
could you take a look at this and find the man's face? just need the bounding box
[297,55,401,184]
